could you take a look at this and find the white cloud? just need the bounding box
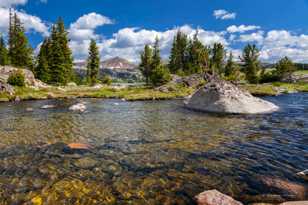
[227,25,261,33]
[259,30,308,62]
[238,31,264,44]
[0,0,28,8]
[0,8,49,36]
[69,12,113,41]
[213,9,236,20]
[70,24,227,62]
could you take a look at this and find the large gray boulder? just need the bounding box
[185,78,279,114]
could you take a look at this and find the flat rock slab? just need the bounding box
[195,190,243,205]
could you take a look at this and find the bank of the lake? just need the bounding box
[0,82,308,102]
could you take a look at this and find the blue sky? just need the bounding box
[1,0,308,62]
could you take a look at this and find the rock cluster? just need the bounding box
[0,82,15,96]
[185,77,279,114]
[0,66,48,88]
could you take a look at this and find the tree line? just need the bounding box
[0,10,101,86]
[139,30,298,86]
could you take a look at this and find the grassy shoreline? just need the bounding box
[0,82,307,103]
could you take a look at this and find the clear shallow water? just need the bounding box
[0,94,307,204]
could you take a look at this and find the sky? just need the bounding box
[1,0,308,63]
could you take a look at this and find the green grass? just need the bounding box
[242,82,308,96]
[0,81,307,103]
[0,84,194,102]
[293,70,308,76]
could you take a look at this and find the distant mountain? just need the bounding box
[74,57,137,70]
[101,57,136,70]
[74,57,142,82]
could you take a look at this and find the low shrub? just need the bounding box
[7,70,25,87]
[101,75,112,85]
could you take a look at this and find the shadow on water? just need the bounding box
[0,93,307,204]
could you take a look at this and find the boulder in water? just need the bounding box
[195,190,243,205]
[69,102,87,112]
[185,78,279,114]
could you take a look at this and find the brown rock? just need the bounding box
[67,143,92,150]
[195,190,243,205]
[260,177,307,200]
[280,202,308,205]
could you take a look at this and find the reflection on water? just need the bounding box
[0,94,307,204]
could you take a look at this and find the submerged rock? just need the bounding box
[195,190,243,205]
[69,102,87,112]
[259,177,307,200]
[185,78,279,114]
[297,170,308,181]
[41,104,56,109]
[73,157,98,169]
[67,143,92,150]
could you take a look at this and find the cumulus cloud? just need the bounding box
[69,24,227,62]
[260,30,308,62]
[227,25,261,33]
[238,31,264,44]
[69,12,113,41]
[0,8,49,36]
[213,9,236,20]
[0,0,28,8]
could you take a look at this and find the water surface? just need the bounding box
[0,94,307,204]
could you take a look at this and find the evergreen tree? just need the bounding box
[56,18,73,82]
[210,43,225,75]
[86,39,100,85]
[240,44,261,83]
[150,37,171,86]
[186,32,210,74]
[169,31,188,74]
[35,38,51,82]
[275,56,297,81]
[152,37,162,69]
[8,12,34,69]
[0,35,9,66]
[225,52,236,76]
[139,44,153,84]
[48,18,73,85]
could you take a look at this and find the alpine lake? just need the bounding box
[0,93,307,204]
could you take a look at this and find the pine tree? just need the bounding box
[0,35,9,66]
[8,11,34,69]
[86,39,100,85]
[169,31,188,74]
[210,43,225,75]
[150,37,171,86]
[186,32,210,74]
[56,18,73,82]
[48,18,73,85]
[275,56,297,81]
[225,52,236,76]
[152,37,162,69]
[35,38,51,82]
[139,44,153,84]
[240,44,261,84]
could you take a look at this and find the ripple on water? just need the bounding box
[0,94,307,204]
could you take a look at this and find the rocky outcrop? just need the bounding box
[185,77,279,114]
[0,66,48,88]
[0,82,15,96]
[195,190,243,205]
